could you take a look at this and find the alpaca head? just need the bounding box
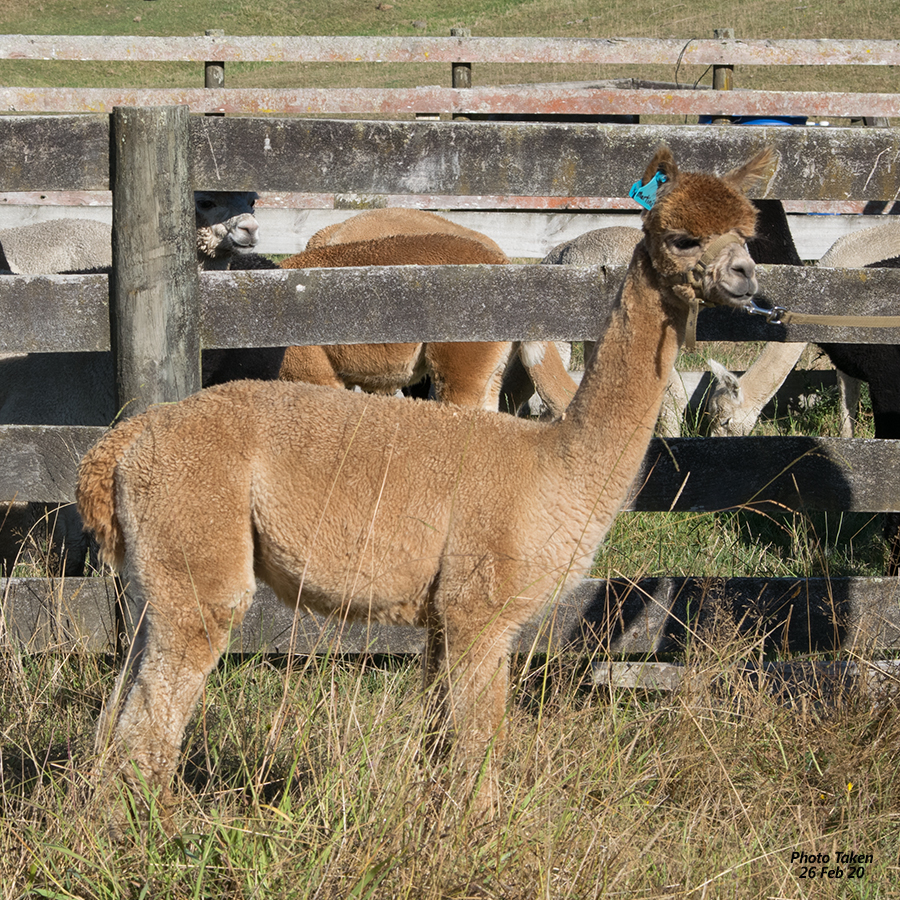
[194,191,260,265]
[638,145,775,309]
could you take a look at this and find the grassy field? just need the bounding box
[2,2,900,898]
[4,638,900,898]
[0,0,897,96]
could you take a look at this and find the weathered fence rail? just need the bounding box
[4,574,900,659]
[1,115,896,259]
[5,115,898,198]
[2,34,900,662]
[6,262,900,356]
[2,85,898,119]
[2,35,897,65]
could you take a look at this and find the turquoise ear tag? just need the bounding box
[629,171,667,211]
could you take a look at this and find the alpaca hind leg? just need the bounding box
[426,342,510,410]
[519,341,578,419]
[279,344,344,389]
[94,572,254,831]
[443,624,511,818]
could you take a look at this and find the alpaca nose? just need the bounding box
[234,217,259,247]
[731,256,758,295]
[731,256,756,280]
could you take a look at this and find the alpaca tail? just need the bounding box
[75,415,148,571]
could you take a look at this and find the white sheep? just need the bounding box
[0,218,112,273]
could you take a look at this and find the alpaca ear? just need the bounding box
[724,146,777,195]
[707,358,741,398]
[642,145,678,186]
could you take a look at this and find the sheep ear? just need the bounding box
[724,146,777,195]
[708,358,741,397]
[641,145,678,186]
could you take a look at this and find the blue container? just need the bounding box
[699,115,808,126]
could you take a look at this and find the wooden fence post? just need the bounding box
[711,27,734,126]
[110,105,200,419]
[451,27,472,89]
[204,29,225,89]
[205,28,226,119]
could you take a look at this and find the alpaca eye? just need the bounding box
[672,236,701,251]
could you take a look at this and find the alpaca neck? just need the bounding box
[737,342,806,418]
[554,244,687,501]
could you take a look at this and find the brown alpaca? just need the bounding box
[279,231,577,413]
[305,207,506,255]
[76,145,770,824]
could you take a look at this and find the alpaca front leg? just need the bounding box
[422,607,513,818]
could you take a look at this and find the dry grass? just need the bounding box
[2,632,899,898]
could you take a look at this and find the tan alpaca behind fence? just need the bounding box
[280,215,578,415]
[76,145,772,829]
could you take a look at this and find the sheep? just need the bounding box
[0,192,280,577]
[75,145,770,827]
[817,219,900,268]
[0,191,261,276]
[279,223,579,415]
[0,218,112,273]
[539,224,644,267]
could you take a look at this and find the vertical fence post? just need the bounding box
[205,29,225,88]
[110,105,200,419]
[451,27,472,89]
[205,28,226,117]
[711,27,735,126]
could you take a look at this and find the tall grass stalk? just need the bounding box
[3,639,899,897]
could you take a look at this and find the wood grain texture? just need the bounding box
[110,106,201,414]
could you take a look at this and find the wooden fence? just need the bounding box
[2,34,900,670]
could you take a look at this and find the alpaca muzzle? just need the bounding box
[684,233,749,295]
[677,233,753,351]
